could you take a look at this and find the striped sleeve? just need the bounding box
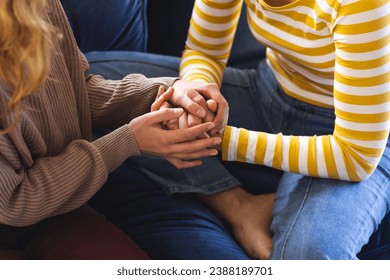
[222,0,390,181]
[180,0,243,85]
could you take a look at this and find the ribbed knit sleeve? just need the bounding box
[0,125,135,226]
[86,72,177,128]
[182,0,390,181]
[0,0,178,226]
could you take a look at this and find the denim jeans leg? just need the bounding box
[270,142,390,259]
[89,163,250,260]
[85,50,180,78]
[261,74,390,259]
[129,155,241,195]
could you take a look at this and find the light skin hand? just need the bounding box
[185,88,215,127]
[154,83,217,131]
[143,86,221,168]
[170,80,228,135]
[150,86,174,112]
[186,97,218,138]
[154,84,222,145]
[152,86,179,130]
[207,99,217,113]
[170,80,208,118]
[193,82,228,135]
[129,107,221,162]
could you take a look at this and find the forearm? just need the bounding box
[222,126,388,182]
[0,125,138,226]
[86,73,177,128]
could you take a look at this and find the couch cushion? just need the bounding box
[147,0,265,69]
[60,0,148,53]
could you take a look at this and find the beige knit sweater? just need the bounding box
[0,0,176,226]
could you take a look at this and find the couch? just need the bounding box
[60,0,390,260]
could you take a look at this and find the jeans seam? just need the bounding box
[280,177,312,260]
[164,178,241,196]
[353,176,390,259]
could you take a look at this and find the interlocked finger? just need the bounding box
[164,122,215,144]
[164,134,221,155]
[186,88,215,123]
[151,87,174,112]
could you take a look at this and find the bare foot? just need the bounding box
[229,192,274,259]
[199,187,274,259]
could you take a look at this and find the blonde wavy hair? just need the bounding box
[0,0,54,134]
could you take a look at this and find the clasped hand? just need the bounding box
[129,80,228,169]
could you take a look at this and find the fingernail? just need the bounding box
[210,150,218,156]
[208,123,215,130]
[213,138,221,145]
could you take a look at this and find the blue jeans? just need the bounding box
[86,51,390,259]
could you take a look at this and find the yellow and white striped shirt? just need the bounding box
[180,0,390,181]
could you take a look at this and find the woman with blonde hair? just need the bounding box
[0,0,221,259]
